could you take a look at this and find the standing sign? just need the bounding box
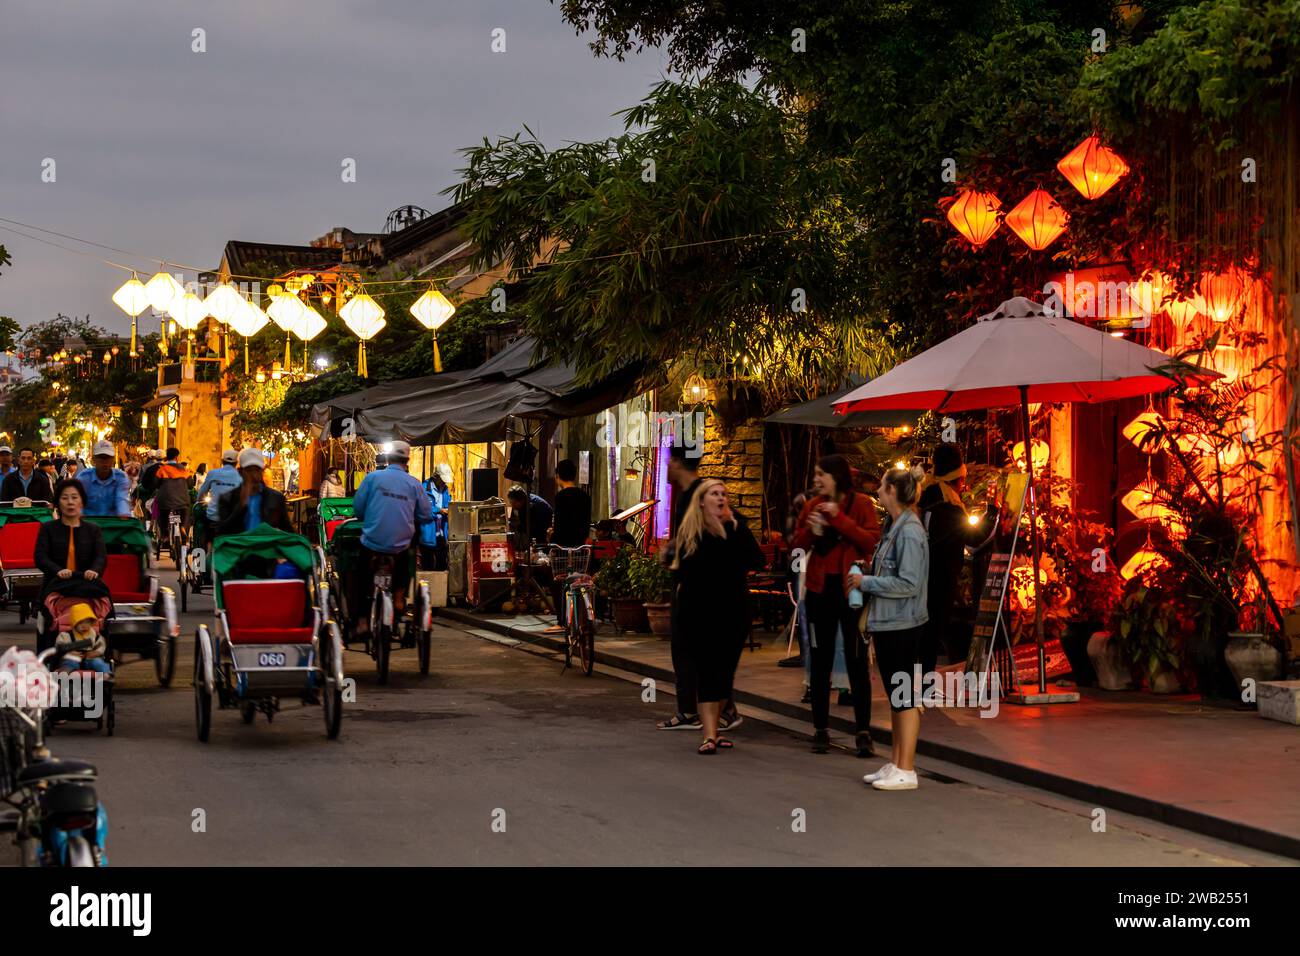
[964,474,1029,683]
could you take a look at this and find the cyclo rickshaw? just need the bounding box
[193,523,343,741]
[320,499,431,685]
[84,515,179,687]
[0,500,54,625]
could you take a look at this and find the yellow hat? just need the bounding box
[68,603,97,629]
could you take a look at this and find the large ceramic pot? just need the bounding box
[1224,632,1284,695]
[1086,631,1133,691]
[1061,620,1101,687]
[611,597,650,633]
[1149,666,1184,694]
[644,602,673,637]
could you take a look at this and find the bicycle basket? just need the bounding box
[548,546,591,577]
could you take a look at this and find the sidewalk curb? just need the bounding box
[438,607,1300,862]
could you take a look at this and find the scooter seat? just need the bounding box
[40,781,98,818]
[17,756,98,785]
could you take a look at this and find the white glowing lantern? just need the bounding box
[410,289,455,331]
[341,294,385,376]
[204,283,246,325]
[144,271,184,313]
[112,277,150,317]
[169,292,208,331]
[267,292,307,331]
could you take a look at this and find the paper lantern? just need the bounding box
[112,277,150,317]
[1120,546,1169,581]
[410,288,455,373]
[1126,271,1171,317]
[169,292,207,331]
[1056,136,1129,199]
[267,292,307,331]
[1120,480,1176,523]
[1199,271,1243,323]
[1122,410,1166,452]
[945,190,1002,247]
[1164,293,1204,325]
[1004,189,1068,250]
[144,271,184,313]
[229,300,271,375]
[292,305,328,342]
[410,289,455,330]
[1011,438,1049,471]
[340,294,385,377]
[204,283,246,325]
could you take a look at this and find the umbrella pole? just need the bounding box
[1019,385,1047,694]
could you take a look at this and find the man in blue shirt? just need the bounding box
[351,440,431,635]
[0,445,13,478]
[76,441,132,517]
[196,449,242,522]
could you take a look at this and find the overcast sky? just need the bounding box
[0,0,667,336]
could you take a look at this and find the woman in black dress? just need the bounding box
[34,479,112,649]
[671,479,765,754]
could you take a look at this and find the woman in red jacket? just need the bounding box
[791,455,881,755]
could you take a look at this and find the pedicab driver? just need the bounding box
[76,441,132,517]
[195,449,242,546]
[350,440,431,637]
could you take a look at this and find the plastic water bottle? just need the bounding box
[847,563,864,609]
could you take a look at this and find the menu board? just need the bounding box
[965,552,1012,677]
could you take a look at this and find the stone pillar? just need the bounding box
[699,410,764,525]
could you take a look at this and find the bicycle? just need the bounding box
[550,545,595,676]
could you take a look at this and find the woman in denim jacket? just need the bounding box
[848,466,929,791]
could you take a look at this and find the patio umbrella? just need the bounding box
[835,296,1217,700]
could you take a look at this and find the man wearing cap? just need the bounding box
[76,441,132,517]
[0,445,14,478]
[197,450,242,522]
[214,448,292,537]
[351,440,432,634]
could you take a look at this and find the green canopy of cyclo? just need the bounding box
[84,515,151,555]
[0,505,53,527]
[211,524,316,592]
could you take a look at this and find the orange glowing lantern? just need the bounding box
[1126,270,1170,318]
[1056,135,1129,199]
[1012,438,1050,471]
[1164,292,1204,326]
[945,190,1002,247]
[1199,270,1243,323]
[1122,409,1166,453]
[1004,189,1068,250]
[1120,545,1169,582]
[1120,480,1177,523]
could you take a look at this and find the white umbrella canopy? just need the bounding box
[834,296,1212,414]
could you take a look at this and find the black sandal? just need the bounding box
[658,712,700,730]
[698,738,717,755]
[717,736,734,750]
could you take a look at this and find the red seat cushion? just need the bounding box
[103,554,150,602]
[0,522,41,569]
[224,579,312,644]
[325,518,348,542]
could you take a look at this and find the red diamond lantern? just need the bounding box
[945,189,1002,247]
[1057,135,1129,199]
[1004,189,1068,250]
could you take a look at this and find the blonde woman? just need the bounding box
[671,479,765,754]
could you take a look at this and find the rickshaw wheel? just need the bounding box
[239,700,255,724]
[194,650,211,743]
[155,632,177,687]
[417,627,431,676]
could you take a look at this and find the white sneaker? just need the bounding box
[871,768,918,791]
[862,762,897,784]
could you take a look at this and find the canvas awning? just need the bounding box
[766,378,921,429]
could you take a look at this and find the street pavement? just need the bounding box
[4,559,1290,866]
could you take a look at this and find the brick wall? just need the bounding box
[699,412,764,525]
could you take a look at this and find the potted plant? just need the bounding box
[629,550,674,637]
[1108,578,1184,693]
[595,545,649,633]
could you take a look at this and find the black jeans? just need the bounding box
[807,575,872,732]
